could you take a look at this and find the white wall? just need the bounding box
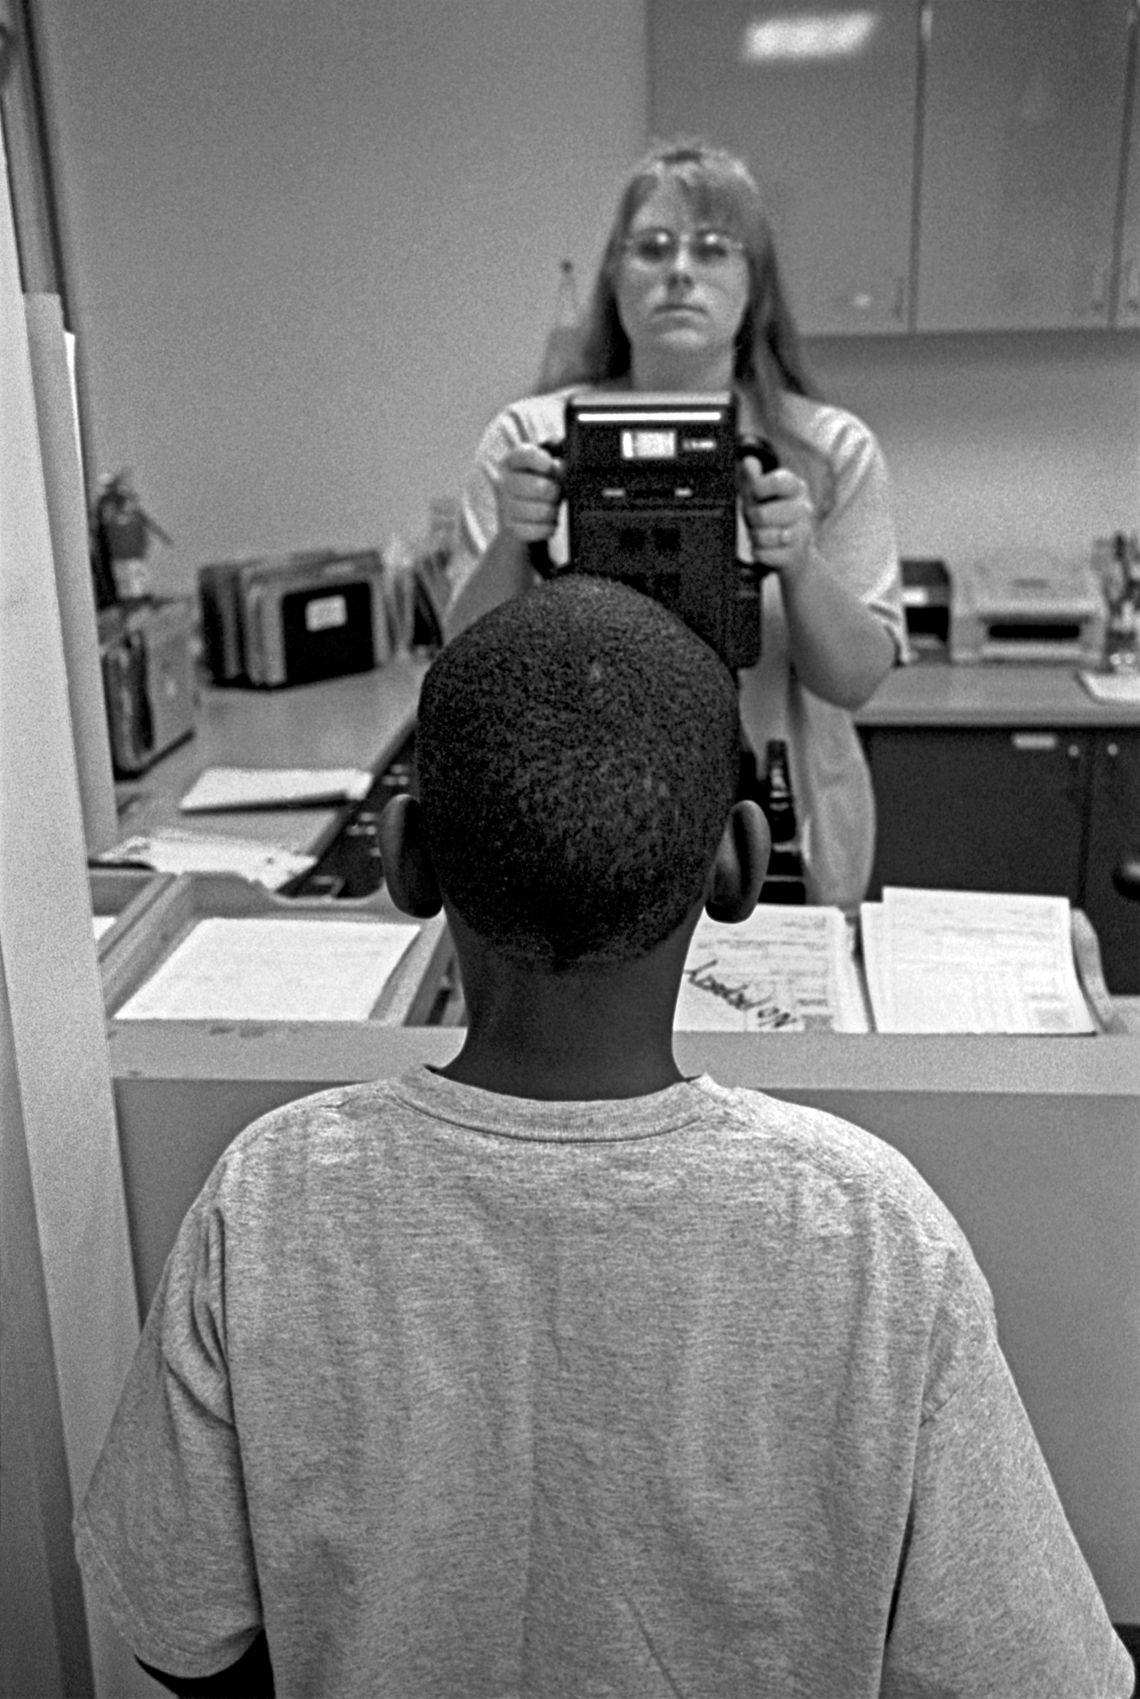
[34,0,1140,599]
[809,330,1140,576]
[37,0,648,594]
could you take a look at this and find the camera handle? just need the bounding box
[526,438,568,581]
[735,435,781,592]
[736,434,780,478]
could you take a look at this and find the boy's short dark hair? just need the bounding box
[416,576,740,969]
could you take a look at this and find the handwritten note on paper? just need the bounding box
[675,906,868,1032]
[114,916,420,1022]
[862,887,1094,1034]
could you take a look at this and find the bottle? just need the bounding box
[760,739,806,904]
[1097,533,1140,673]
[763,739,797,843]
[404,497,459,656]
[536,259,581,390]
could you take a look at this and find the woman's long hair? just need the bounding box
[541,138,823,446]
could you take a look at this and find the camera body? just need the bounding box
[549,391,776,672]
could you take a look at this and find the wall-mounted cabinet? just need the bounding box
[648,0,1140,335]
[648,0,921,334]
[1118,42,1140,327]
[917,0,1132,331]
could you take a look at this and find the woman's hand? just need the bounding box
[493,444,564,543]
[738,456,894,709]
[739,459,816,574]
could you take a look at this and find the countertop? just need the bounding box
[106,650,1139,869]
[855,658,1140,728]
[112,655,428,856]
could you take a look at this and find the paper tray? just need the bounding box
[101,873,452,1027]
[90,868,177,978]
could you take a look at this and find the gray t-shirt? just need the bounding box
[75,1069,1132,1697]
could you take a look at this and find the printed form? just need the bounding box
[115,916,421,1022]
[860,887,1095,1034]
[676,906,868,1032]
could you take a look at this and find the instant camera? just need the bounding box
[533,391,777,672]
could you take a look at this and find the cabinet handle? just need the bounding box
[892,277,907,322]
[1106,741,1119,759]
[1011,732,1058,751]
[1091,263,1109,316]
[1124,259,1140,316]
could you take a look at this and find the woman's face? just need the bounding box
[613,178,751,382]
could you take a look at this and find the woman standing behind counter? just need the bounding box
[446,138,905,911]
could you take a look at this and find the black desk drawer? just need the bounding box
[288,730,415,899]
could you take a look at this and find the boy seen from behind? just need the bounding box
[76,576,1133,1697]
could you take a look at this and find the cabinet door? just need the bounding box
[862,728,1087,899]
[648,0,921,334]
[1115,5,1140,326]
[916,0,1132,330]
[1082,732,1140,994]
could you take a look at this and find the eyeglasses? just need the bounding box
[621,228,746,270]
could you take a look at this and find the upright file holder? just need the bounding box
[101,873,452,1027]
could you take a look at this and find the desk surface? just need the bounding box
[857,659,1140,728]
[113,656,428,855]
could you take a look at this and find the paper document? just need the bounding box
[676,906,869,1032]
[180,766,373,812]
[1077,669,1140,704]
[114,915,420,1021]
[95,831,315,891]
[860,887,1094,1034]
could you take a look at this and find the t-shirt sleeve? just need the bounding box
[449,407,519,603]
[74,1194,263,1680]
[813,410,908,660]
[882,1264,1133,1697]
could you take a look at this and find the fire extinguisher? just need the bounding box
[90,470,172,607]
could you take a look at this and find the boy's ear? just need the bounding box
[376,795,443,918]
[704,800,770,924]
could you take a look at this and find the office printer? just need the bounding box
[950,552,1105,664]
